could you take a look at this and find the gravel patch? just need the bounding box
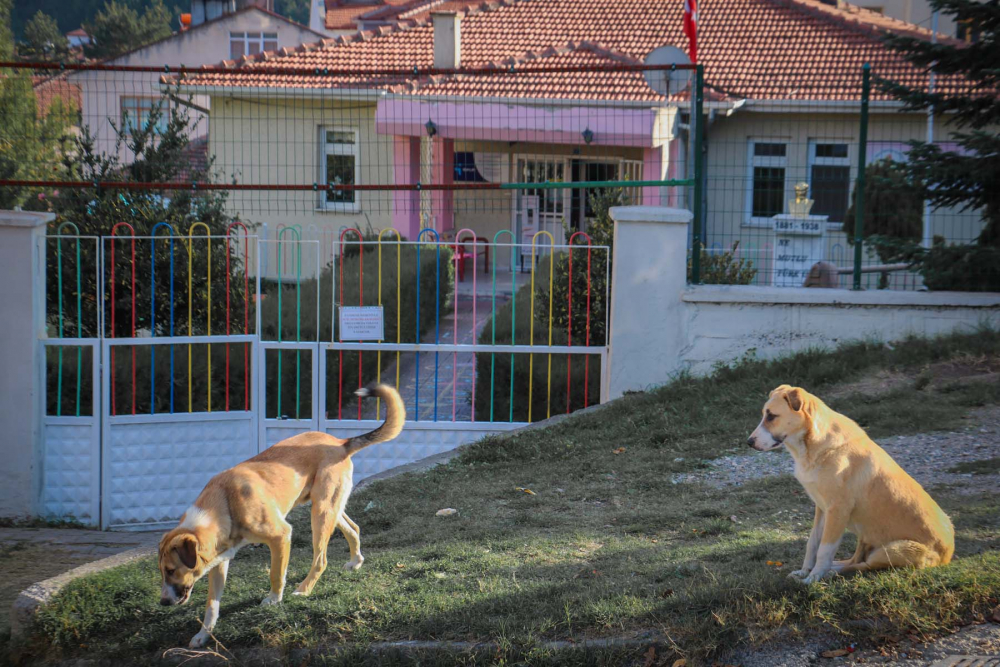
[672,406,1000,494]
[723,620,1000,667]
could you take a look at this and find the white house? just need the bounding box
[69,1,323,165]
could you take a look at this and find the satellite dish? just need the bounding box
[642,45,692,98]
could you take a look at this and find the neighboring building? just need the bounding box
[308,0,482,37]
[175,0,982,283]
[66,28,92,48]
[827,0,981,42]
[69,3,324,165]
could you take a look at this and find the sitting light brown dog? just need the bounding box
[157,384,404,647]
[747,384,954,584]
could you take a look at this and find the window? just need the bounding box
[322,129,358,211]
[748,141,787,220]
[956,20,981,44]
[454,152,485,182]
[121,97,168,135]
[808,141,851,223]
[229,31,278,59]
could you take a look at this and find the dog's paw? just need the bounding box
[788,569,810,580]
[260,592,283,606]
[802,568,836,584]
[344,555,364,571]
[188,631,210,649]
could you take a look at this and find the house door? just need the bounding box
[514,157,568,244]
[569,159,643,229]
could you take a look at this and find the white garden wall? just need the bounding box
[604,206,1000,399]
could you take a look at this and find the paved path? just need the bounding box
[0,527,159,634]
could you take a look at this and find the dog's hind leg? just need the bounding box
[292,502,338,596]
[839,540,939,575]
[294,473,351,596]
[339,512,363,571]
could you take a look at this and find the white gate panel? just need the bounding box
[103,414,256,528]
[325,421,525,482]
[41,419,100,525]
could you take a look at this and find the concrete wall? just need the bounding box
[0,211,52,519]
[605,206,1000,399]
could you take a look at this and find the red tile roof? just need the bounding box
[180,0,968,102]
[323,0,416,30]
[32,75,82,116]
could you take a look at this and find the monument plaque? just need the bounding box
[772,183,829,287]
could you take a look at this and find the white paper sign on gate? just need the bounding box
[339,306,384,341]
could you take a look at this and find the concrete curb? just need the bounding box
[9,395,623,639]
[9,544,156,637]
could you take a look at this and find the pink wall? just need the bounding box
[376,99,660,148]
[392,136,421,239]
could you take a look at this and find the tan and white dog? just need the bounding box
[747,384,954,585]
[158,384,404,647]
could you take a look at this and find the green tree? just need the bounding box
[0,2,75,209]
[84,0,173,59]
[845,158,923,263]
[22,10,69,60]
[275,0,310,25]
[876,0,1000,246]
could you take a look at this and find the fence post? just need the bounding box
[691,64,705,284]
[605,205,692,400]
[0,210,53,520]
[853,63,871,290]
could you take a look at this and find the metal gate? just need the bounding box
[40,228,608,529]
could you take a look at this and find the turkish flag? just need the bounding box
[683,0,698,63]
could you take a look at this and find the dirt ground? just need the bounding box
[0,528,159,634]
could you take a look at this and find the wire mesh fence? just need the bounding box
[3,56,991,303]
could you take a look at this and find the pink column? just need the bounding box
[393,136,421,240]
[642,145,664,206]
[431,137,455,234]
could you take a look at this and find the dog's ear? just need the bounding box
[783,387,805,412]
[770,384,793,398]
[173,535,198,570]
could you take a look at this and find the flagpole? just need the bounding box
[922,9,938,248]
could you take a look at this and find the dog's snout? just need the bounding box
[160,597,172,606]
[747,436,756,448]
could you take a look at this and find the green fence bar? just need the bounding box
[692,64,705,284]
[853,63,871,291]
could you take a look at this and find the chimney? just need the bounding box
[431,12,461,70]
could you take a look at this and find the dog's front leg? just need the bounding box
[790,507,824,579]
[261,528,292,606]
[189,561,229,648]
[803,507,849,584]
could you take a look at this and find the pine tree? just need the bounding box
[22,10,69,60]
[84,0,173,59]
[876,0,1000,247]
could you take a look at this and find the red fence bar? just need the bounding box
[338,228,364,420]
[226,221,251,411]
[567,232,593,413]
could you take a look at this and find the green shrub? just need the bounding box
[868,234,1000,292]
[688,241,758,285]
[258,243,454,419]
[475,255,601,423]
[845,158,924,261]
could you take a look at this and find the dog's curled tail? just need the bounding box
[343,383,406,456]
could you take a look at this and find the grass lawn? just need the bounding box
[7,332,1000,666]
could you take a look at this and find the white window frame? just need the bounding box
[807,140,852,231]
[320,127,360,213]
[121,96,168,135]
[744,138,789,227]
[229,31,278,59]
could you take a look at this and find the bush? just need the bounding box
[258,243,454,419]
[688,241,757,284]
[869,234,1000,292]
[845,158,923,264]
[475,255,602,423]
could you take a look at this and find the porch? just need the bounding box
[377,97,685,248]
